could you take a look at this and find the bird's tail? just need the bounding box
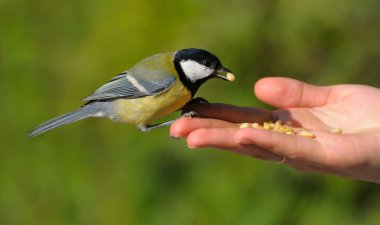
[27,103,104,138]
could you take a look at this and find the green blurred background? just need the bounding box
[1,0,380,224]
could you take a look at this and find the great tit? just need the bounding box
[27,48,235,137]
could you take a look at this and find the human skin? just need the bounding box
[170,77,380,184]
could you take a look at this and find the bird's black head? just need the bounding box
[174,48,234,96]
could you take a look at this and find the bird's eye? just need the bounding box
[203,60,211,67]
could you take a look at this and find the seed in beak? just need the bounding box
[226,73,235,81]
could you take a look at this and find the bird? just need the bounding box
[27,48,235,137]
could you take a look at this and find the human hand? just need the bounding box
[170,77,380,184]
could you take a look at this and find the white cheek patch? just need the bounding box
[180,60,214,82]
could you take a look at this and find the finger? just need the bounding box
[254,77,333,108]
[288,164,314,173]
[182,103,273,123]
[186,128,282,162]
[233,128,328,164]
[170,117,238,138]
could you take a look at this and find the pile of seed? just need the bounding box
[239,120,342,138]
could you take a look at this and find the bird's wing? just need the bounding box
[82,53,177,101]
[82,71,176,101]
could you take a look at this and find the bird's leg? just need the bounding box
[138,120,175,132]
[137,111,200,132]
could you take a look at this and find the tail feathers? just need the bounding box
[27,104,102,138]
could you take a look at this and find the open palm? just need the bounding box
[170,77,380,184]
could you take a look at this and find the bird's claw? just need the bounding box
[182,111,199,118]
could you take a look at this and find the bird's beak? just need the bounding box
[213,67,235,81]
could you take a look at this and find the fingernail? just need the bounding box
[188,145,197,149]
[170,132,184,139]
[170,135,181,139]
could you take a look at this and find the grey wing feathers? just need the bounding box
[27,103,103,137]
[82,71,176,101]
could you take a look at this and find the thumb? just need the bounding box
[254,77,332,108]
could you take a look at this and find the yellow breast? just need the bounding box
[114,80,192,126]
